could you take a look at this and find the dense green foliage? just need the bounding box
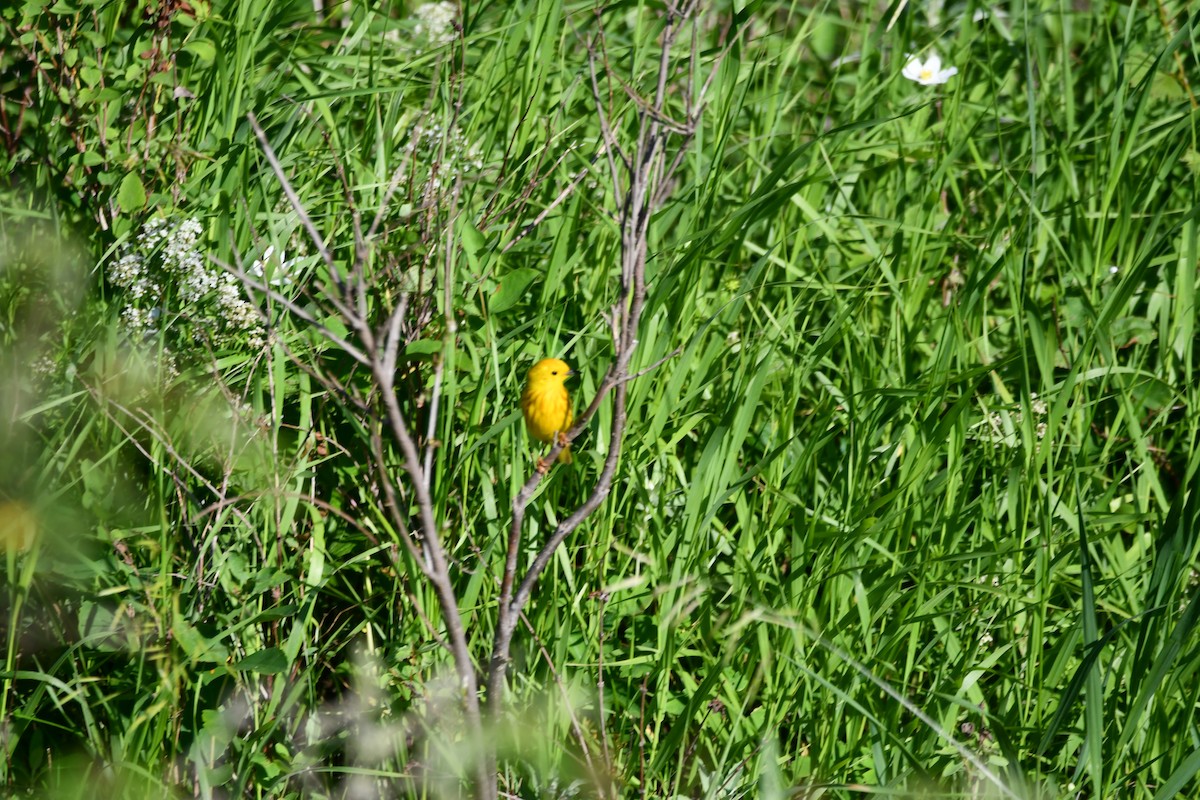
[2,0,1199,797]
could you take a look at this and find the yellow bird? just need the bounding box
[520,358,575,466]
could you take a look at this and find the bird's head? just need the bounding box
[528,358,575,386]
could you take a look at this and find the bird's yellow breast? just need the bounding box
[521,383,572,443]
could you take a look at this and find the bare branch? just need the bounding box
[219,254,372,368]
[488,4,707,718]
[380,295,410,384]
[501,143,609,254]
[620,344,683,385]
[422,355,444,494]
[374,354,477,685]
[587,40,627,201]
[244,108,487,796]
[368,419,429,571]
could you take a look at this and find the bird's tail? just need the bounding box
[558,444,572,464]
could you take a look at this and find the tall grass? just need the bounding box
[1,0,1198,797]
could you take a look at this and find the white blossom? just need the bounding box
[121,306,155,332]
[249,245,298,287]
[902,52,958,85]
[32,355,56,377]
[110,217,268,355]
[109,252,144,288]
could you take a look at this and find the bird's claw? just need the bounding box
[557,431,569,447]
[535,458,550,475]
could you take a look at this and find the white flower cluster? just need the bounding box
[216,283,267,349]
[401,120,483,194]
[412,2,458,50]
[108,217,268,353]
[32,355,56,378]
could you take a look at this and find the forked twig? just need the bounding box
[487,4,712,718]
[240,107,490,797]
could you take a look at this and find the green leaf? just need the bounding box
[233,647,289,674]
[406,338,441,356]
[173,619,229,664]
[78,601,126,651]
[461,220,485,272]
[1150,72,1184,101]
[1109,316,1156,347]
[183,39,216,64]
[116,172,146,214]
[489,267,538,313]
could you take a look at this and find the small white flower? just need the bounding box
[32,355,56,377]
[902,52,958,85]
[121,306,155,333]
[249,245,297,287]
[138,217,169,250]
[973,8,1009,22]
[1108,265,1119,275]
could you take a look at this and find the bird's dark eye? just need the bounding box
[552,371,558,375]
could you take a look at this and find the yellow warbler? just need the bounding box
[520,358,575,465]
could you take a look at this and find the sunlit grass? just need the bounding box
[1,0,1198,798]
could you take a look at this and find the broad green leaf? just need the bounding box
[116,172,146,214]
[489,267,538,313]
[232,648,289,674]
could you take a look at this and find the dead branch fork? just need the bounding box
[237,2,724,797]
[487,0,720,713]
[243,110,489,791]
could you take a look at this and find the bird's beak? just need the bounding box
[567,369,578,377]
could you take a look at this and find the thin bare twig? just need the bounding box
[247,113,346,293]
[501,143,609,254]
[243,108,489,797]
[487,4,709,721]
[587,42,627,203]
[620,343,684,385]
[422,357,444,490]
[219,254,372,367]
